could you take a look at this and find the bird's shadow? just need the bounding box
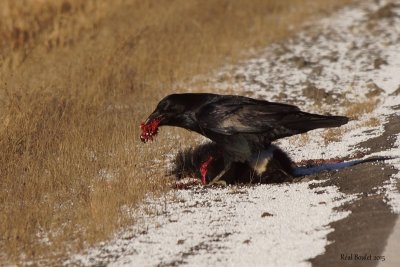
[170,142,390,185]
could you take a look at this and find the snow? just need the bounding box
[66,0,400,266]
[67,184,354,267]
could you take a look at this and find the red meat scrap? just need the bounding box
[140,118,161,143]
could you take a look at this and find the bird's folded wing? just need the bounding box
[196,98,300,135]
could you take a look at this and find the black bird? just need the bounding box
[141,93,349,185]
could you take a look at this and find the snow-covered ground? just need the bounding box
[66,1,400,266]
[67,184,353,267]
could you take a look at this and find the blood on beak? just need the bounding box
[140,117,161,143]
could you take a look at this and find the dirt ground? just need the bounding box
[312,115,400,267]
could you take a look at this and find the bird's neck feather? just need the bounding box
[168,113,201,133]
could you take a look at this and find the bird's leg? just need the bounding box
[200,155,214,185]
[207,161,231,186]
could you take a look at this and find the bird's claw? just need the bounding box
[205,179,227,187]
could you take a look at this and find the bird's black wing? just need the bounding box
[196,97,301,135]
[196,96,348,136]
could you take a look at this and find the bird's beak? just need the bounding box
[145,110,164,125]
[140,110,165,143]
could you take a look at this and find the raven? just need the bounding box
[141,93,349,185]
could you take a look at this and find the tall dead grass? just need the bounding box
[0,0,353,264]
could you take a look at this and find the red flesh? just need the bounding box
[140,118,161,143]
[200,156,214,185]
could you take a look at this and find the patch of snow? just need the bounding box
[98,168,117,183]
[66,183,355,267]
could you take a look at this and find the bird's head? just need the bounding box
[140,94,199,143]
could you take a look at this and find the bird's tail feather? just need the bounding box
[286,113,349,131]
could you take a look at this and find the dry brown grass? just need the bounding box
[345,99,379,119]
[0,0,354,264]
[323,128,344,144]
[287,132,311,147]
[322,99,380,143]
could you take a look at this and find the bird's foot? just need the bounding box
[205,161,231,187]
[200,155,214,185]
[205,179,227,187]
